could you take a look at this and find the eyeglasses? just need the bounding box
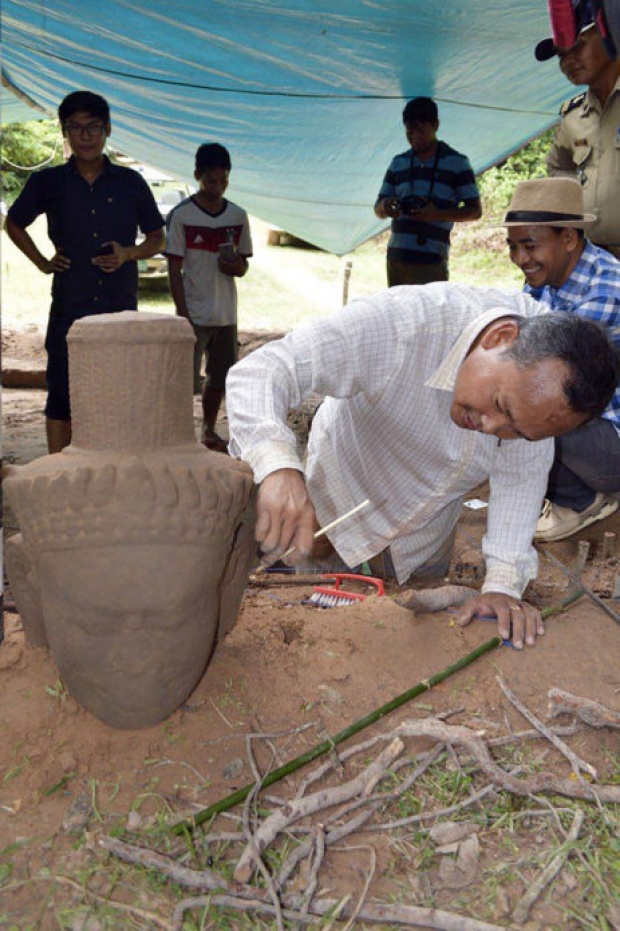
[64,121,106,138]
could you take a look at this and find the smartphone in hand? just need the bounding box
[94,242,114,257]
[218,242,236,263]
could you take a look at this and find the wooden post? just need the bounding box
[567,540,590,598]
[341,257,353,307]
[602,531,616,559]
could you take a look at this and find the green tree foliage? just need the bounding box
[477,127,557,217]
[1,119,64,202]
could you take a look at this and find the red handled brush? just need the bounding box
[307,573,385,608]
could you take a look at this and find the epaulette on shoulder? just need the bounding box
[560,92,586,116]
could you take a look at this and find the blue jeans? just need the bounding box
[547,416,620,511]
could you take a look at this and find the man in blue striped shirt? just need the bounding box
[375,97,481,287]
[505,177,620,541]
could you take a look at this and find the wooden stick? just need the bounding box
[254,497,371,574]
[548,688,620,729]
[541,547,620,626]
[568,540,590,598]
[173,892,517,931]
[497,675,597,780]
[393,718,619,802]
[574,540,590,574]
[233,737,404,883]
[602,531,616,559]
[511,808,584,925]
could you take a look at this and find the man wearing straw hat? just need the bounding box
[504,176,620,542]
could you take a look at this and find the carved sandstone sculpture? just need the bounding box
[4,312,255,728]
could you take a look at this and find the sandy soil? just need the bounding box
[2,322,620,929]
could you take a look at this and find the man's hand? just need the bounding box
[408,201,443,222]
[91,241,127,273]
[218,253,248,277]
[40,249,71,274]
[455,592,544,650]
[381,197,401,219]
[256,469,316,566]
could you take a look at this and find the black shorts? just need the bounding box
[44,315,75,421]
[191,323,238,391]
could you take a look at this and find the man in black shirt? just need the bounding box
[6,90,165,452]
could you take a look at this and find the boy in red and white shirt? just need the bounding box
[166,142,252,452]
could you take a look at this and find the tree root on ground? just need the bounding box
[100,688,620,929]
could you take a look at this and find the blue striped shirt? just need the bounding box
[376,141,480,265]
[525,240,620,427]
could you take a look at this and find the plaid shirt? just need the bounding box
[227,283,553,596]
[525,240,620,428]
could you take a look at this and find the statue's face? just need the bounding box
[38,543,227,728]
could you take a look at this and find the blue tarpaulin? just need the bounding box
[2,2,572,254]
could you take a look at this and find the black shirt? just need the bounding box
[8,156,164,319]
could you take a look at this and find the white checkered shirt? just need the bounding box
[227,282,553,596]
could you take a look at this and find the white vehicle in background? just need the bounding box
[128,162,193,284]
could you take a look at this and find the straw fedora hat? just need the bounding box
[502,177,596,228]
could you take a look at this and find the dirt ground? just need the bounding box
[2,323,620,930]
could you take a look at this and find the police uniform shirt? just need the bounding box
[547,77,620,249]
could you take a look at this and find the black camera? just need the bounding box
[398,194,430,215]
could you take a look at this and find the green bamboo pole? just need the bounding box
[170,591,582,836]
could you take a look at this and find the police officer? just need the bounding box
[536,6,620,258]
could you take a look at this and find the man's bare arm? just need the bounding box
[5,216,70,274]
[167,255,189,318]
[92,227,166,273]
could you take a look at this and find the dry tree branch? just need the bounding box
[241,733,285,930]
[339,844,377,931]
[299,825,326,920]
[275,802,382,890]
[294,722,450,800]
[233,744,439,892]
[496,676,597,780]
[289,744,444,842]
[172,890,517,931]
[233,736,404,883]
[4,873,170,929]
[511,807,584,925]
[487,724,581,747]
[294,732,388,798]
[103,836,510,931]
[171,894,316,930]
[547,688,620,729]
[530,795,616,897]
[100,834,252,894]
[103,711,620,931]
[394,718,619,803]
[365,770,521,832]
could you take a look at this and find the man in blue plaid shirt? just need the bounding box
[505,177,620,541]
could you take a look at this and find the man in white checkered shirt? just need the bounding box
[226,281,618,650]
